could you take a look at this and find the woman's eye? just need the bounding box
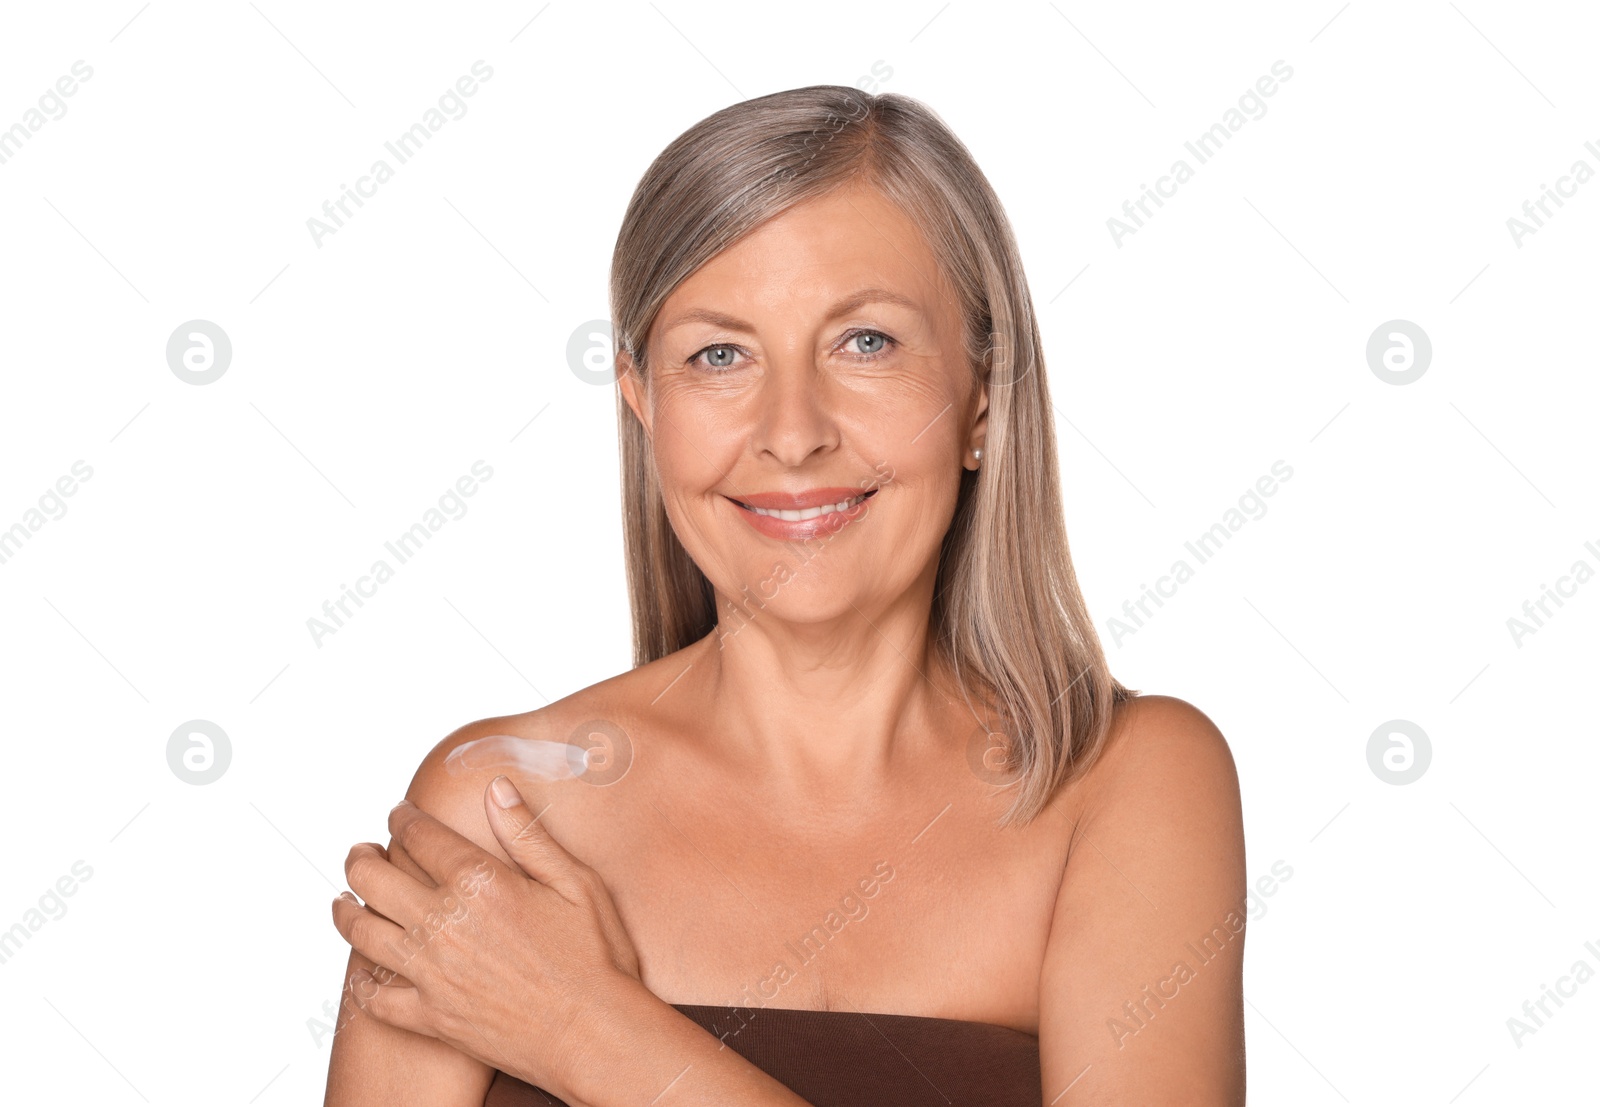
[845,329,896,358]
[697,344,738,369]
[849,330,891,356]
[688,330,894,371]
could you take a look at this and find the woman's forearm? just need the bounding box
[550,979,814,1107]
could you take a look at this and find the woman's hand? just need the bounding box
[331,775,644,1095]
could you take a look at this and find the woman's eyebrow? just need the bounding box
[660,287,924,336]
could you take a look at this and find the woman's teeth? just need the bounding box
[742,492,870,521]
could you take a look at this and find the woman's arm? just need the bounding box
[325,721,819,1106]
[1037,695,1248,1105]
[323,725,514,1105]
[323,904,496,1105]
[555,977,817,1106]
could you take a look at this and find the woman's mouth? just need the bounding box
[727,488,878,539]
[733,490,873,521]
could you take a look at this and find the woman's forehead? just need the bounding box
[656,189,957,332]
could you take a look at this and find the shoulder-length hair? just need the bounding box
[608,84,1135,827]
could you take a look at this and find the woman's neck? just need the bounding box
[688,608,974,805]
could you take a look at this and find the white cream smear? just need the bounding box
[443,734,589,781]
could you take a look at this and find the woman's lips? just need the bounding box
[727,488,877,540]
[732,486,876,511]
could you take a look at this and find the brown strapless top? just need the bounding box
[484,1003,1042,1106]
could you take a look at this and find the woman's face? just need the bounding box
[619,178,987,630]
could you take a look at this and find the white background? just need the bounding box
[1,1,1595,1104]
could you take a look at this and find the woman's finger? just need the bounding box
[331,891,419,976]
[386,800,507,898]
[483,775,588,899]
[343,842,433,928]
[349,967,431,1037]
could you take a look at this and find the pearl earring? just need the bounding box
[972,448,983,461]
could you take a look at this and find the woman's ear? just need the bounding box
[967,368,989,462]
[616,350,652,439]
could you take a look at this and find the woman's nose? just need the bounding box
[749,351,841,466]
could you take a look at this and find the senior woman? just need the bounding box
[324,85,1246,1106]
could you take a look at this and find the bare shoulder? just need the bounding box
[399,660,669,860]
[401,711,554,857]
[1073,693,1241,829]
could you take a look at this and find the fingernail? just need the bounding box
[490,775,520,808]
